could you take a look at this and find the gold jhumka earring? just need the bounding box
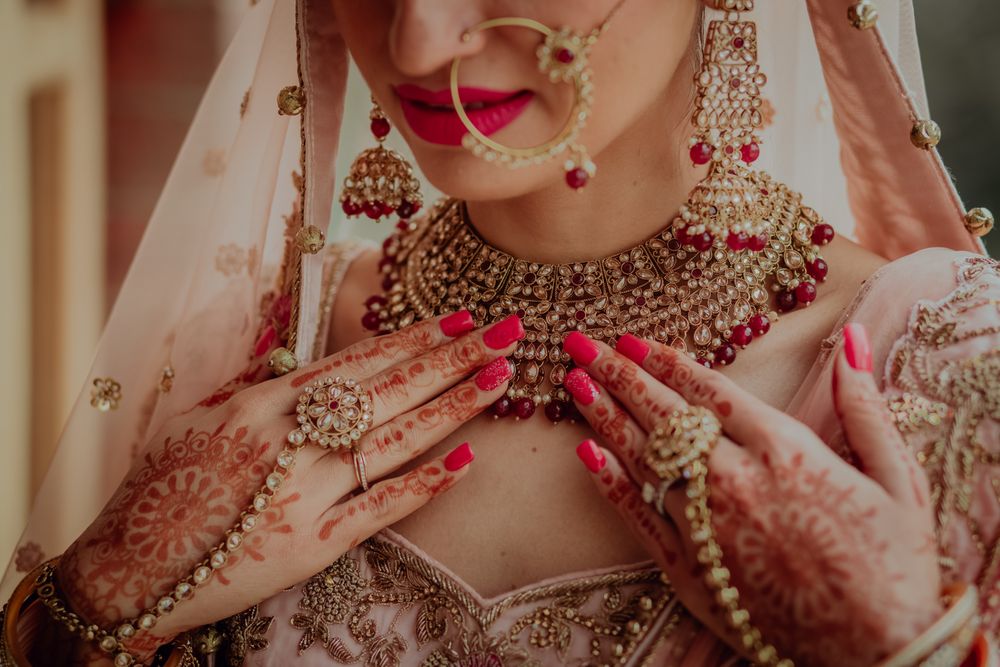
[340,96,423,222]
[449,2,627,189]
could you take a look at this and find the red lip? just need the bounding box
[395,84,534,146]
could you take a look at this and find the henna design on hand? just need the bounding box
[60,422,275,625]
[643,349,733,417]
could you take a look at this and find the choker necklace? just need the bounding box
[362,177,833,424]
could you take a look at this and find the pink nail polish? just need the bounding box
[483,314,525,350]
[576,439,606,473]
[254,325,277,358]
[843,322,872,372]
[564,331,600,366]
[440,310,474,337]
[615,334,650,365]
[475,357,513,391]
[444,442,474,471]
[564,367,600,405]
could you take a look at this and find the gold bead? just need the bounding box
[965,207,994,237]
[848,1,878,30]
[910,119,941,150]
[193,626,224,655]
[277,85,305,116]
[268,347,299,375]
[295,225,326,254]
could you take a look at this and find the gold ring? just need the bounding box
[352,448,370,491]
[643,405,721,485]
[289,376,374,449]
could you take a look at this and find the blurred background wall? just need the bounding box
[1,0,998,567]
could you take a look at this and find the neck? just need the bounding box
[464,51,705,264]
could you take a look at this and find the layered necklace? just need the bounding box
[362,175,833,424]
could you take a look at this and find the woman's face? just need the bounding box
[330,0,701,201]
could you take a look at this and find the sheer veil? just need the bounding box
[2,0,985,597]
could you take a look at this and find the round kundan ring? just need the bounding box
[289,376,375,489]
[643,405,722,487]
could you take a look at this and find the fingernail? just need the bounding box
[444,442,474,471]
[440,310,474,337]
[843,322,872,372]
[475,357,513,391]
[564,331,600,366]
[576,439,606,473]
[564,367,600,406]
[254,325,277,358]
[615,334,650,365]
[483,314,525,350]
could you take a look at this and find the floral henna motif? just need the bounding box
[59,422,274,625]
[709,453,902,666]
[14,541,45,573]
[643,348,733,417]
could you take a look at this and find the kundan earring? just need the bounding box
[340,96,423,222]
[675,0,772,251]
[449,1,627,190]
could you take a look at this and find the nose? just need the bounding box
[389,0,488,77]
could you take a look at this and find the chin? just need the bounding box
[415,151,565,202]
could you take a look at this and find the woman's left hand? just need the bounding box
[562,325,943,667]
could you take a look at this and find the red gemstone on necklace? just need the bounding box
[491,396,513,418]
[364,201,384,219]
[621,261,635,274]
[697,357,714,369]
[544,400,568,422]
[377,256,393,272]
[807,258,829,281]
[574,310,586,321]
[749,313,770,336]
[571,272,586,286]
[691,268,703,278]
[776,289,798,312]
[566,167,589,189]
[514,397,536,419]
[555,48,575,63]
[748,233,768,252]
[516,308,526,318]
[523,272,537,284]
[675,226,691,244]
[371,117,391,140]
[733,37,745,48]
[364,294,387,309]
[361,310,382,331]
[329,400,339,410]
[730,77,741,89]
[690,231,714,252]
[690,142,713,165]
[726,232,749,251]
[635,296,647,306]
[381,275,395,291]
[740,142,760,164]
[730,324,754,347]
[715,343,737,366]
[811,223,835,246]
[795,281,818,304]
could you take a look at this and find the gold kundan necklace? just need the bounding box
[362,180,833,424]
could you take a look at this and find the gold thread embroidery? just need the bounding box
[290,536,676,666]
[884,255,1000,625]
[215,244,249,277]
[221,604,273,667]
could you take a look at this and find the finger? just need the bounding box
[280,310,476,403]
[616,334,787,450]
[575,439,688,576]
[314,442,475,549]
[564,368,653,485]
[363,314,524,427]
[565,332,686,432]
[331,357,513,481]
[834,323,929,506]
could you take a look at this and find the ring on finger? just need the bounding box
[290,376,375,490]
[643,405,721,485]
[641,479,674,516]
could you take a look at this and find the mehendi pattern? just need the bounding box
[285,536,677,666]
[882,255,1000,625]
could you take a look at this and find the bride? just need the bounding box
[3,0,997,665]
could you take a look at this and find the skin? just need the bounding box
[42,1,927,665]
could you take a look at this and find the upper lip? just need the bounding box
[395,83,526,109]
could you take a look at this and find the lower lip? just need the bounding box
[399,91,534,146]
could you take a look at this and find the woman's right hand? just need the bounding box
[56,310,523,658]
